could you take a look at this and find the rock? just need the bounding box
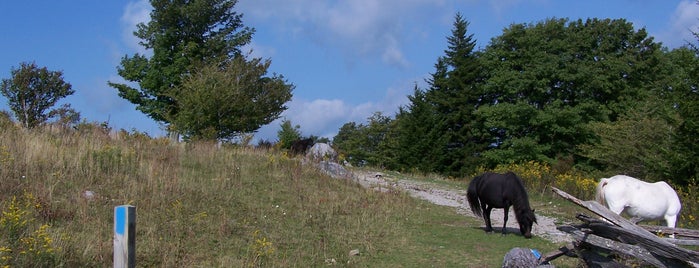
[349,249,360,256]
[306,143,337,161]
[502,248,554,268]
[317,161,351,178]
[82,190,96,201]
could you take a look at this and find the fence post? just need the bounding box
[114,205,136,268]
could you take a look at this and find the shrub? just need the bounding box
[553,173,598,200]
[472,161,553,191]
[472,161,600,201]
[0,111,14,130]
[0,192,62,267]
[676,181,699,228]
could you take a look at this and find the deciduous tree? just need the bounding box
[479,18,663,166]
[1,62,74,129]
[109,0,255,135]
[170,57,293,141]
[333,113,393,167]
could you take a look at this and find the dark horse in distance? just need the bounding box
[466,172,537,238]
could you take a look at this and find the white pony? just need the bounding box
[595,175,681,228]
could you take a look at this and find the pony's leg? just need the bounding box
[501,206,509,236]
[483,205,493,233]
[665,215,677,228]
[666,215,677,238]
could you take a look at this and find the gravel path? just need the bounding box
[316,161,571,244]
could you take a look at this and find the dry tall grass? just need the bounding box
[1,125,404,266]
[0,122,577,267]
[0,123,405,266]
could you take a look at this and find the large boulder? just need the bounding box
[317,161,351,178]
[306,143,337,161]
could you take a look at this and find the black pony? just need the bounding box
[466,172,537,238]
[289,138,313,156]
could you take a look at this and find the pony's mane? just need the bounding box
[506,172,537,224]
[507,172,531,209]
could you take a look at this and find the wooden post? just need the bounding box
[114,205,136,268]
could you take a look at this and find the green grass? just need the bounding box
[0,125,582,267]
[363,202,569,267]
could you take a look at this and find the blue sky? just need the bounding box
[1,1,698,142]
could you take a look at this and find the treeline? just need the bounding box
[334,15,698,185]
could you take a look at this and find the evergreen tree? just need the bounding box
[423,13,485,176]
[393,85,439,172]
[109,0,254,134]
[277,119,302,150]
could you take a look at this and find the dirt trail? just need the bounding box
[345,168,572,244]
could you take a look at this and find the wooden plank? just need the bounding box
[538,243,576,264]
[551,187,645,231]
[660,238,699,246]
[552,187,699,265]
[552,187,676,242]
[578,215,699,265]
[552,191,699,244]
[640,224,699,239]
[558,225,672,268]
[638,225,699,245]
[577,249,628,268]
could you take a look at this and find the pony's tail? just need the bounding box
[467,176,483,218]
[595,178,609,206]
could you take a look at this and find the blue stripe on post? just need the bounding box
[115,206,126,235]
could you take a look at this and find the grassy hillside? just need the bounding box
[0,124,575,267]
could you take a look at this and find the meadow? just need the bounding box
[0,122,696,267]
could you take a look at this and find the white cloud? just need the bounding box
[281,98,350,138]
[254,98,346,141]
[255,97,377,141]
[489,0,522,17]
[662,0,699,48]
[254,77,415,142]
[381,36,410,68]
[291,99,347,129]
[238,0,446,68]
[121,0,152,54]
